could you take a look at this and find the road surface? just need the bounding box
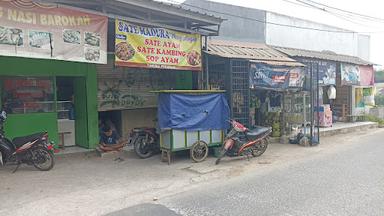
[109,129,384,216]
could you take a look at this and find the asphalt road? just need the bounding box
[108,129,384,216]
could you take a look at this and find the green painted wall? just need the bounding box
[5,113,58,145]
[0,56,98,149]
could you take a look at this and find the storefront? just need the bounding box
[0,57,99,148]
[0,0,223,149]
[342,64,375,117]
[0,1,108,148]
[275,47,374,123]
[94,13,222,139]
[249,61,306,137]
[205,40,305,137]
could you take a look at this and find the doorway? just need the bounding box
[56,77,89,148]
[56,77,76,147]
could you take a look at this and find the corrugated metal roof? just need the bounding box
[206,40,305,67]
[150,0,223,22]
[274,46,373,65]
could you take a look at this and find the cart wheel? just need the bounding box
[190,141,208,163]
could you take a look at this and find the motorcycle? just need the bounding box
[215,119,272,165]
[0,110,55,172]
[128,127,159,159]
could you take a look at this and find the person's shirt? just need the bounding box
[100,131,120,145]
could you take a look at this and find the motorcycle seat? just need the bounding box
[12,132,46,148]
[246,127,270,139]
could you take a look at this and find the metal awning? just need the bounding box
[249,60,305,67]
[206,40,305,67]
[39,0,223,36]
[274,46,374,65]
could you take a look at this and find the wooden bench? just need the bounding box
[58,131,72,149]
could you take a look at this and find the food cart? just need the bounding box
[156,90,230,164]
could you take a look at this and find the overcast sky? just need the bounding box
[161,0,384,65]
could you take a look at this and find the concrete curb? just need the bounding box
[319,122,378,137]
[54,149,97,159]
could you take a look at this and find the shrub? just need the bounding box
[364,114,384,126]
[375,95,384,106]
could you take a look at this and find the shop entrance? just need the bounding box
[56,77,88,148]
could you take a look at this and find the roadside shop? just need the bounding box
[0,1,108,148]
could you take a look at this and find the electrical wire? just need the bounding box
[294,0,384,27]
[302,0,384,23]
[162,0,355,33]
[160,0,384,34]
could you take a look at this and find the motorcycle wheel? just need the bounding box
[190,141,208,163]
[134,136,154,159]
[215,147,227,165]
[251,139,268,157]
[31,147,54,171]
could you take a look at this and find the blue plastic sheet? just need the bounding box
[158,93,230,131]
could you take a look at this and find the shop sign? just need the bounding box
[341,64,360,85]
[249,63,304,89]
[115,19,202,71]
[299,59,336,85]
[0,1,108,64]
[318,61,336,85]
[359,65,374,86]
[288,68,305,87]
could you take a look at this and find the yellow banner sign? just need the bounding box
[115,19,202,71]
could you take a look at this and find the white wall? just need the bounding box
[266,12,370,60]
[357,34,370,61]
[184,0,266,43]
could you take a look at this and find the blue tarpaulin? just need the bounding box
[158,93,230,131]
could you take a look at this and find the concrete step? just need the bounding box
[275,122,379,144]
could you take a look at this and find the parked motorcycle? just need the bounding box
[0,111,55,172]
[128,127,159,159]
[215,119,272,165]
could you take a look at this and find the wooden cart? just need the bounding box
[154,90,229,164]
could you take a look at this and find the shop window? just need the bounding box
[355,87,375,108]
[2,77,54,114]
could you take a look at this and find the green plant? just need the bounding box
[271,122,281,137]
[375,95,384,106]
[364,114,384,126]
[265,112,281,137]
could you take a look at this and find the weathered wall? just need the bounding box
[121,108,157,139]
[266,12,370,60]
[183,0,266,43]
[183,1,370,61]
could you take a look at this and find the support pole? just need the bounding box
[316,62,320,145]
[303,91,307,135]
[310,62,313,145]
[204,36,209,90]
